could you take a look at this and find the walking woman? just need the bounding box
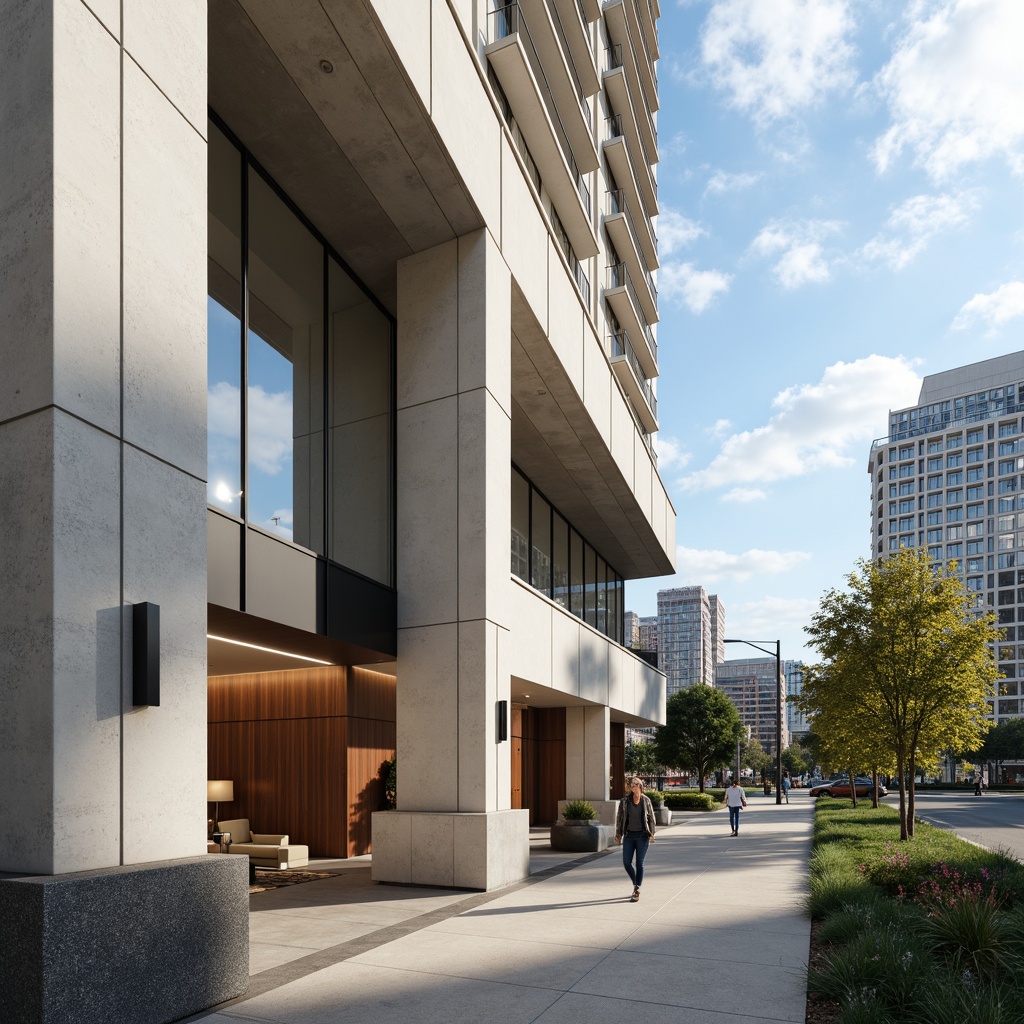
[726,776,747,835]
[615,776,657,902]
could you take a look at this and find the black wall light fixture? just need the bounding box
[133,602,161,707]
[496,699,508,742]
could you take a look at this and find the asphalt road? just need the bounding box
[902,790,1024,861]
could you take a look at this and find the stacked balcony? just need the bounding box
[605,263,657,377]
[602,60,657,217]
[487,2,600,259]
[604,189,657,316]
[609,332,658,432]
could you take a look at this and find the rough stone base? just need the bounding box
[371,809,530,890]
[0,855,249,1024]
[549,823,614,852]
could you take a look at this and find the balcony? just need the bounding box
[604,190,658,318]
[602,64,657,216]
[605,263,657,377]
[581,0,601,21]
[598,114,655,226]
[604,0,658,113]
[605,43,657,167]
[610,332,658,433]
[552,0,600,96]
[519,0,599,170]
[487,3,599,258]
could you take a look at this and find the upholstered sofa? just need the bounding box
[216,819,309,870]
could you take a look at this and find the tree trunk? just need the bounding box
[871,769,879,809]
[897,753,908,840]
[907,755,916,838]
[848,765,857,808]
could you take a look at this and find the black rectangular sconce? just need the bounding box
[496,699,508,742]
[133,602,160,707]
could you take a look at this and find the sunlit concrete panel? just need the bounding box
[546,244,585,398]
[121,447,208,864]
[456,619,510,813]
[122,58,206,478]
[124,0,206,135]
[566,705,610,801]
[500,137,549,325]
[431,1,502,233]
[550,602,582,699]
[397,241,459,409]
[583,327,612,447]
[0,411,122,875]
[397,397,460,629]
[579,626,610,706]
[396,624,460,811]
[609,378,635,481]
[369,0,432,109]
[508,581,554,685]
[244,530,319,634]
[633,429,653,522]
[458,230,512,417]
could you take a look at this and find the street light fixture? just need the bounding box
[723,638,783,806]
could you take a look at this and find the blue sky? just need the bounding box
[625,0,1024,661]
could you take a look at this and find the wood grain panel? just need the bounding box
[208,665,396,857]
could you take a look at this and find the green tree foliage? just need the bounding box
[742,735,770,777]
[654,685,743,794]
[781,742,812,777]
[800,550,998,839]
[624,740,661,777]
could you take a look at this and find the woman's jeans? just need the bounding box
[622,832,650,887]
[729,806,741,832]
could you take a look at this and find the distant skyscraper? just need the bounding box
[716,657,789,756]
[784,660,809,738]
[870,351,1024,725]
[658,586,716,696]
[623,611,640,649]
[709,594,725,673]
[638,615,658,654]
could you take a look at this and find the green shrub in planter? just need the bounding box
[663,792,717,811]
[562,798,596,822]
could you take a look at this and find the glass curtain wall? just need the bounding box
[207,117,394,586]
[510,465,624,643]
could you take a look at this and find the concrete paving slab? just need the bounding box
[531,991,802,1024]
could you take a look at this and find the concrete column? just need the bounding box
[566,705,611,802]
[0,2,246,1019]
[373,229,529,890]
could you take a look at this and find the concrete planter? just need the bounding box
[655,806,672,826]
[549,823,614,852]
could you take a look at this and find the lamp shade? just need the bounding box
[207,780,234,802]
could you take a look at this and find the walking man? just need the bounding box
[781,772,791,804]
[725,776,747,836]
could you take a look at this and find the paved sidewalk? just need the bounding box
[189,798,813,1024]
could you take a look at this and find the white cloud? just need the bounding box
[710,419,733,439]
[677,545,811,583]
[700,0,856,125]
[705,170,762,197]
[658,208,706,255]
[209,381,293,476]
[731,596,820,636]
[952,281,1024,331]
[859,191,977,270]
[680,354,922,493]
[660,262,733,313]
[873,0,1024,181]
[751,219,842,288]
[655,434,692,470]
[722,487,767,503]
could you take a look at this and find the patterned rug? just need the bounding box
[249,869,333,894]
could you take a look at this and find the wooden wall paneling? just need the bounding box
[208,666,347,723]
[347,668,397,721]
[345,717,396,856]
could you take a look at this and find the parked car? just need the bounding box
[809,777,888,799]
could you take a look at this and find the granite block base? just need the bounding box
[0,855,249,1024]
[549,823,614,852]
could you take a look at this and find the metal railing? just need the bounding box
[872,399,1024,448]
[606,189,657,302]
[610,332,657,420]
[606,263,657,362]
[604,44,657,148]
[488,2,590,216]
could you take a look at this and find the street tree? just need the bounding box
[802,550,998,839]
[654,685,743,794]
[742,736,770,780]
[624,740,661,778]
[781,742,812,779]
[966,718,1024,782]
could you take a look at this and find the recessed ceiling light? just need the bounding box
[207,634,332,666]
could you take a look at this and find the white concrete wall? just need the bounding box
[0,0,207,875]
[508,578,666,724]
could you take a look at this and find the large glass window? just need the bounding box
[531,491,552,594]
[552,512,569,609]
[511,469,530,582]
[207,119,394,584]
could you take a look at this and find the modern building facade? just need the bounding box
[0,0,673,1020]
[638,613,659,653]
[784,659,809,738]
[869,352,1024,725]
[716,656,789,756]
[657,585,720,695]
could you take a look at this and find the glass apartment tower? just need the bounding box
[869,351,1024,725]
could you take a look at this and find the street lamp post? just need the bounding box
[723,638,783,806]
